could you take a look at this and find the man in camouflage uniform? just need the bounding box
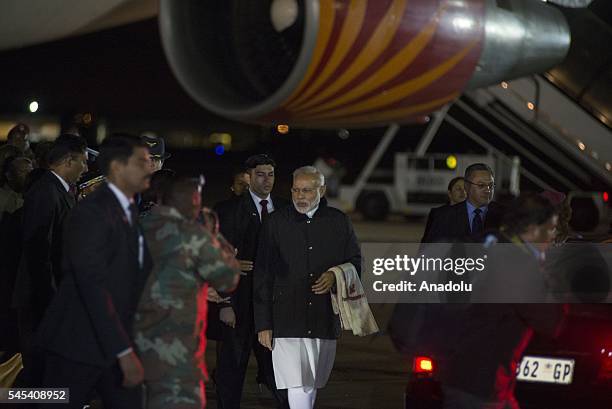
[135,177,240,409]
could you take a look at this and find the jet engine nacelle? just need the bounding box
[159,0,570,128]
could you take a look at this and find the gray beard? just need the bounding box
[293,196,320,214]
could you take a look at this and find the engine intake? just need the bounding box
[159,0,570,128]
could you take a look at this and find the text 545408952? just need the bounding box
[0,388,69,403]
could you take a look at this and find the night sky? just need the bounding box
[0,18,444,201]
[0,19,214,121]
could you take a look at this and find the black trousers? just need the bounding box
[0,310,19,352]
[38,352,141,409]
[14,307,45,388]
[215,329,288,409]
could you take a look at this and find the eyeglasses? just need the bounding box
[465,180,495,190]
[291,187,318,195]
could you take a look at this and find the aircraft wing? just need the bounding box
[0,0,156,51]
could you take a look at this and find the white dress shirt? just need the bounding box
[107,182,134,223]
[107,182,144,266]
[50,171,70,192]
[306,204,319,219]
[106,182,144,358]
[249,189,274,221]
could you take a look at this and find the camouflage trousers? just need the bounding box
[138,343,206,409]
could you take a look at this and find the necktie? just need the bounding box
[472,208,483,234]
[67,185,77,205]
[128,203,139,227]
[259,199,269,221]
[129,203,144,269]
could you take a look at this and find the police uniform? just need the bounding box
[138,135,172,214]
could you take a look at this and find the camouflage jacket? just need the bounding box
[134,205,240,382]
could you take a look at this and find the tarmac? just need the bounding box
[204,304,409,409]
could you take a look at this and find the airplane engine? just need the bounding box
[159,0,570,128]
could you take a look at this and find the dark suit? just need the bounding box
[421,200,504,243]
[11,170,76,386]
[36,184,152,409]
[420,203,449,244]
[12,171,75,314]
[253,201,362,338]
[440,235,566,405]
[421,200,505,303]
[0,208,23,353]
[214,192,290,409]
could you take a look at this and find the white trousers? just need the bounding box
[272,338,336,389]
[287,386,317,409]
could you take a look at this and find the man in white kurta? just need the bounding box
[253,166,362,409]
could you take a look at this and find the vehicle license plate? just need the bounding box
[517,356,574,384]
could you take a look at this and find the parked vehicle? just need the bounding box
[403,304,612,409]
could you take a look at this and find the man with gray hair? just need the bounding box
[254,166,361,409]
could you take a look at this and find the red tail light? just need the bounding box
[597,347,612,382]
[414,356,435,374]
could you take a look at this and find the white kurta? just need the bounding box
[272,338,337,389]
